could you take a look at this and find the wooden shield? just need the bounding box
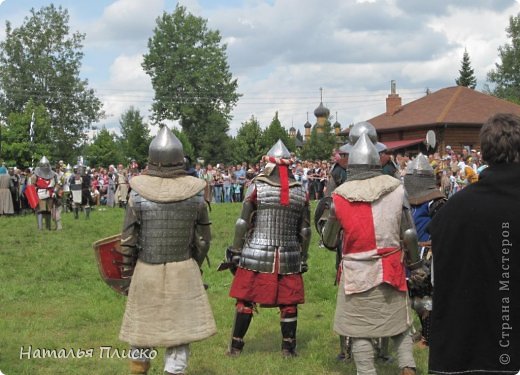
[92,234,130,295]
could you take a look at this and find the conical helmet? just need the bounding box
[403,153,439,203]
[347,133,382,179]
[408,153,434,176]
[148,125,184,168]
[267,139,291,159]
[341,121,387,154]
[348,133,381,167]
[34,156,55,179]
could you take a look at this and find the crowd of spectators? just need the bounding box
[393,145,486,198]
[0,161,138,216]
[193,157,337,204]
[0,144,486,217]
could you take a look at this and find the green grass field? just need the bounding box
[0,203,429,374]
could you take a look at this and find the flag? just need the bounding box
[29,111,34,143]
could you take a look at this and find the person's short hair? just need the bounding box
[480,113,520,165]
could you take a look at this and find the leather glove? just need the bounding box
[301,262,309,273]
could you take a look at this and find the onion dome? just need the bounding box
[314,101,330,118]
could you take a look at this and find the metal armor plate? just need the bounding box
[239,182,306,274]
[132,192,201,264]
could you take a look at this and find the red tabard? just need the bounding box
[333,189,407,293]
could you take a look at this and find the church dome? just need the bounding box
[314,102,330,118]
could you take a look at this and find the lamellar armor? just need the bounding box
[239,182,308,274]
[128,190,210,265]
[231,139,311,275]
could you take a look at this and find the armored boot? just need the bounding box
[227,310,253,356]
[130,360,150,374]
[74,207,79,219]
[280,316,298,357]
[37,213,43,230]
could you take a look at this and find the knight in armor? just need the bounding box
[69,164,92,219]
[31,156,61,230]
[318,121,388,362]
[115,164,129,208]
[403,153,446,348]
[118,125,216,375]
[60,164,73,212]
[321,133,426,375]
[225,139,311,357]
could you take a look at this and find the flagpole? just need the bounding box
[0,113,3,159]
[30,111,35,167]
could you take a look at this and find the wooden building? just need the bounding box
[342,83,520,155]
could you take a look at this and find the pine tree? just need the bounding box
[455,49,477,89]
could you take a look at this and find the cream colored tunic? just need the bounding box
[119,173,216,348]
[0,175,14,215]
[334,275,412,338]
[119,258,216,347]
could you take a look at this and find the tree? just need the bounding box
[196,111,233,165]
[455,49,477,89]
[486,13,520,104]
[0,5,104,162]
[301,121,336,161]
[260,112,294,155]
[2,100,52,168]
[84,127,123,168]
[233,115,264,165]
[171,127,195,161]
[142,5,240,155]
[118,107,151,168]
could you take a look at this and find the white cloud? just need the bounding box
[86,0,164,46]
[4,0,520,138]
[94,54,153,133]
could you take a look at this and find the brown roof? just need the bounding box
[366,86,520,132]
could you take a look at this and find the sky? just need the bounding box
[1,0,520,138]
